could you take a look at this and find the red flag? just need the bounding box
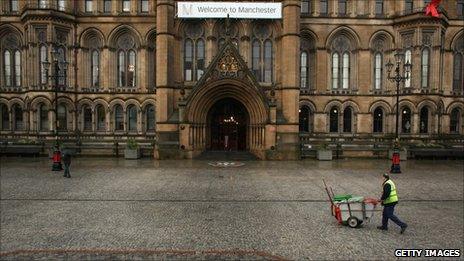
[425,0,441,18]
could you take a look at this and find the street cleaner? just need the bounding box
[377,173,408,233]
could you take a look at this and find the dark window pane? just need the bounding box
[1,104,10,130]
[141,0,149,12]
[104,0,112,13]
[343,107,352,133]
[84,107,92,131]
[339,0,346,15]
[128,106,137,131]
[320,0,328,14]
[252,41,261,81]
[450,108,461,133]
[40,104,48,131]
[330,107,339,132]
[57,104,67,131]
[115,105,124,131]
[401,107,411,133]
[97,106,106,130]
[146,105,155,131]
[184,40,193,81]
[419,107,429,133]
[373,107,383,133]
[405,0,413,13]
[299,106,310,132]
[301,0,310,14]
[375,0,383,15]
[14,105,22,130]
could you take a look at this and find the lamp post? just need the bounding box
[385,50,412,173]
[43,47,68,171]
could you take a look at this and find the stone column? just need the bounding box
[101,47,110,91]
[278,0,300,160]
[155,0,179,159]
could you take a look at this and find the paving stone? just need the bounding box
[0,157,462,260]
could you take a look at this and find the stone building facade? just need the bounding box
[0,0,463,159]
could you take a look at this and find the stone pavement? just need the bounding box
[0,157,463,260]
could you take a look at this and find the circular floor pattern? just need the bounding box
[208,161,245,167]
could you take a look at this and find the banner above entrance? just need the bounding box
[177,2,282,19]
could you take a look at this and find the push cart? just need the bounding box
[323,179,380,228]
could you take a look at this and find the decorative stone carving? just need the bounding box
[218,49,239,76]
[56,31,67,44]
[253,24,271,39]
[185,23,204,39]
[38,31,46,43]
[402,34,413,48]
[422,33,433,46]
[373,38,385,51]
[117,34,135,49]
[332,35,351,52]
[2,34,19,49]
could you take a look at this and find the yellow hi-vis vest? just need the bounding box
[384,179,399,204]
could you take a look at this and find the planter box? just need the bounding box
[124,148,140,159]
[388,148,408,161]
[317,149,333,161]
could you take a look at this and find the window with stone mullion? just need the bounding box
[421,48,430,88]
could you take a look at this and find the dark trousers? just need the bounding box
[382,204,406,229]
[64,163,70,177]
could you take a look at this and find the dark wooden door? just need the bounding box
[209,99,247,151]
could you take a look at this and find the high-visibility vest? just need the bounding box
[383,179,399,204]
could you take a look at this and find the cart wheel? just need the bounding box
[347,217,359,228]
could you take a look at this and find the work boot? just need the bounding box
[400,225,407,234]
[377,226,387,230]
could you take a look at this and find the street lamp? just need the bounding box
[386,50,412,173]
[42,47,68,171]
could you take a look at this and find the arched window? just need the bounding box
[184,39,193,81]
[57,104,67,131]
[404,49,412,88]
[374,53,383,90]
[252,40,260,81]
[146,105,155,131]
[343,107,352,133]
[373,107,384,133]
[96,105,106,131]
[12,104,22,131]
[91,50,99,87]
[419,107,429,133]
[252,24,273,83]
[114,105,124,131]
[2,34,21,87]
[329,106,339,132]
[342,52,350,89]
[3,50,11,86]
[299,106,311,133]
[116,34,137,87]
[450,108,461,134]
[332,53,339,89]
[183,23,204,81]
[453,35,464,92]
[421,48,430,88]
[83,106,92,131]
[40,45,48,85]
[196,39,205,80]
[264,40,273,83]
[127,105,137,132]
[401,107,412,133]
[39,103,49,131]
[300,51,308,88]
[331,35,352,90]
[56,46,66,86]
[300,36,316,90]
[0,104,9,130]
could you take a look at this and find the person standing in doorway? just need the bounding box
[63,151,71,178]
[377,173,407,233]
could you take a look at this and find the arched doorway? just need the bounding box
[207,98,248,151]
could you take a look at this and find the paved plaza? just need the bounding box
[0,157,463,260]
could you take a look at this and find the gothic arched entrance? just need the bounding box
[207,98,248,151]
